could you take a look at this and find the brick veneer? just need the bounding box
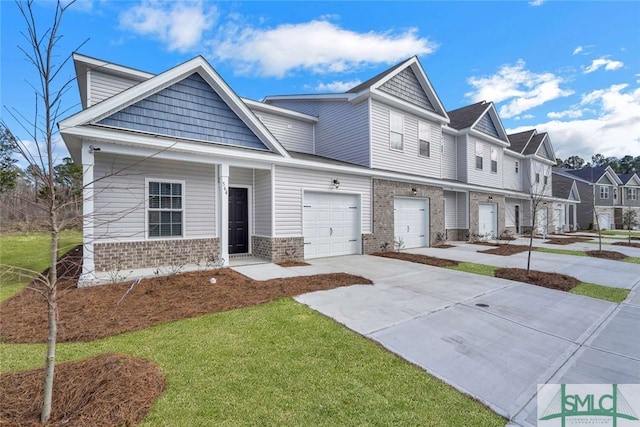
[94,238,220,271]
[363,179,445,253]
[252,235,304,263]
[469,191,505,239]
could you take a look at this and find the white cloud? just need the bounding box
[508,84,640,159]
[315,80,362,93]
[466,60,573,118]
[529,0,545,6]
[211,19,437,77]
[573,46,583,55]
[584,57,624,74]
[547,109,583,119]
[119,0,216,52]
[514,114,535,121]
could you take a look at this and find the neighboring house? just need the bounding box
[60,54,574,285]
[563,166,625,230]
[551,169,583,231]
[617,173,640,229]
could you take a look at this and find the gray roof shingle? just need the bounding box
[446,101,489,130]
[507,129,536,154]
[346,58,412,94]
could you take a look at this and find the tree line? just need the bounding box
[556,153,640,174]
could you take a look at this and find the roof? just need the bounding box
[618,173,635,184]
[553,167,592,184]
[565,166,608,183]
[446,101,489,130]
[346,59,411,94]
[552,174,575,198]
[524,132,546,155]
[507,129,536,154]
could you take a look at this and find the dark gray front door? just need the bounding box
[228,187,248,254]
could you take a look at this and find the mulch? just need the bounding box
[481,245,531,256]
[586,250,627,260]
[372,252,459,267]
[276,261,311,267]
[0,353,165,427]
[494,268,580,291]
[613,241,640,249]
[1,268,372,344]
[546,237,593,245]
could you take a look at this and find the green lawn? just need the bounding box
[535,247,587,257]
[446,262,497,277]
[0,230,82,301]
[602,229,640,237]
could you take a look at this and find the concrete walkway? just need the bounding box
[414,244,640,289]
[290,255,640,427]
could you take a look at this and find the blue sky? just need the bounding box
[1,0,639,164]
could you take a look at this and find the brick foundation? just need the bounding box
[94,238,220,272]
[364,179,445,253]
[251,235,304,263]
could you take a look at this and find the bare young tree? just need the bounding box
[622,207,638,244]
[2,1,84,423]
[525,163,554,274]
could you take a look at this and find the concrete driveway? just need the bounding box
[293,255,640,427]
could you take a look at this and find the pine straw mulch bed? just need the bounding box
[1,268,372,344]
[372,252,459,267]
[0,353,166,427]
[276,261,311,267]
[585,250,627,260]
[613,241,640,249]
[494,268,580,291]
[480,244,531,256]
[546,237,593,245]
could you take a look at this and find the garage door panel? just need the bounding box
[394,198,429,249]
[303,192,360,259]
[479,204,497,239]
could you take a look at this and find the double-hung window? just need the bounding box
[490,147,498,173]
[628,188,638,201]
[389,112,404,151]
[600,186,609,199]
[148,180,184,238]
[418,122,430,157]
[535,173,540,183]
[475,142,483,170]
[544,175,549,185]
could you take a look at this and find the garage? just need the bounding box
[394,198,429,249]
[303,192,360,259]
[478,203,497,239]
[553,208,563,233]
[536,208,548,235]
[597,213,611,230]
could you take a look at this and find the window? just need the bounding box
[600,186,609,199]
[475,141,483,170]
[148,180,183,237]
[490,147,498,173]
[389,112,404,151]
[535,173,540,183]
[418,122,430,157]
[628,188,638,201]
[544,175,549,185]
[515,161,519,173]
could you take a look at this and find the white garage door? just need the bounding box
[394,198,429,249]
[554,208,563,232]
[597,213,611,231]
[303,192,360,259]
[537,208,548,235]
[478,203,497,239]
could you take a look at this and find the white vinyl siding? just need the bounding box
[89,70,144,106]
[93,153,215,242]
[467,138,503,188]
[273,165,371,237]
[254,169,271,236]
[371,101,442,178]
[441,133,457,180]
[314,100,369,166]
[530,160,552,196]
[444,191,467,229]
[390,111,404,151]
[253,110,314,154]
[503,155,523,191]
[229,167,253,187]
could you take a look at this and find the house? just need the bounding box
[562,166,639,230]
[60,54,574,285]
[551,169,582,231]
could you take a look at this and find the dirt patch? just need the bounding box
[0,353,165,426]
[546,237,593,245]
[1,269,371,344]
[481,245,531,256]
[586,250,627,260]
[277,261,311,267]
[613,241,640,249]
[432,244,456,249]
[372,252,459,267]
[495,268,580,291]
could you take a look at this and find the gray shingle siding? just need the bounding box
[99,73,267,150]
[379,68,435,112]
[474,113,499,138]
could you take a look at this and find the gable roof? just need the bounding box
[552,172,581,202]
[346,60,409,94]
[446,101,509,144]
[60,55,290,158]
[447,101,488,130]
[618,173,640,186]
[565,165,623,185]
[507,129,536,154]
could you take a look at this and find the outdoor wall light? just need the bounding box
[332,178,340,189]
[89,145,101,153]
[488,196,493,201]
[412,187,418,196]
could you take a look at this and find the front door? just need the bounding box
[228,187,248,254]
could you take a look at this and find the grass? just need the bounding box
[601,229,640,237]
[0,230,82,301]
[443,259,629,303]
[570,283,629,303]
[535,247,587,257]
[0,299,505,426]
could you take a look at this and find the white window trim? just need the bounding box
[600,185,609,199]
[389,111,404,152]
[418,121,430,158]
[628,187,638,201]
[490,147,498,174]
[145,178,187,239]
[535,173,540,183]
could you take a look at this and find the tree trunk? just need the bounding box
[41,229,59,424]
